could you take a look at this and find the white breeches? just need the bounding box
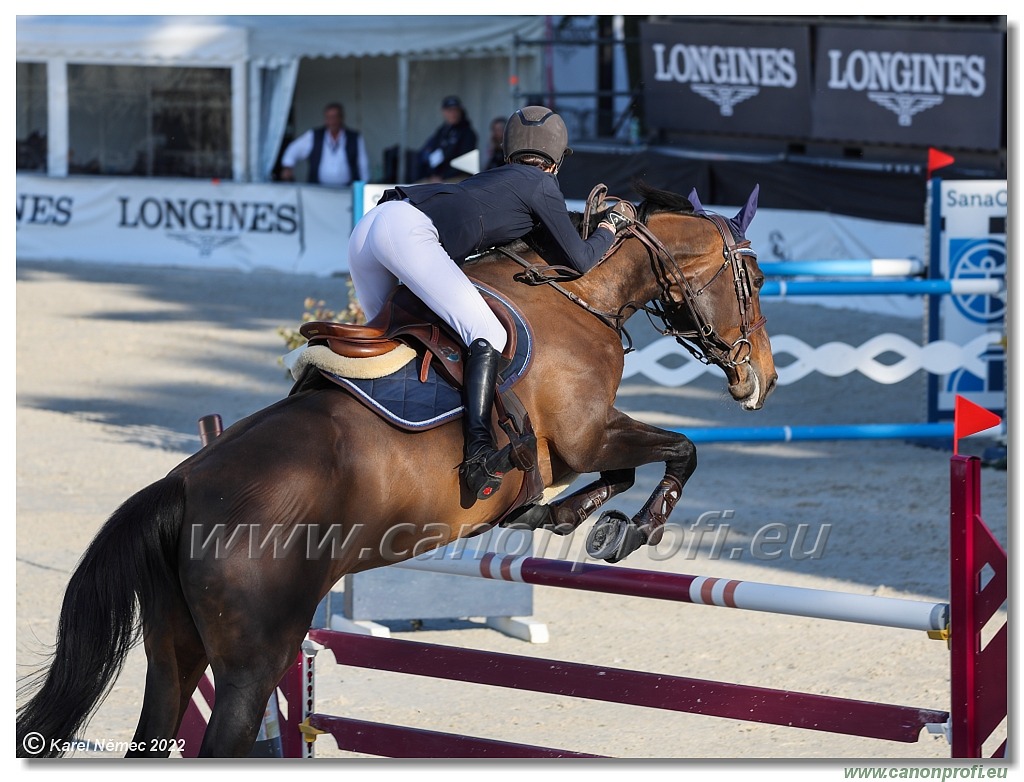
[347,200,507,352]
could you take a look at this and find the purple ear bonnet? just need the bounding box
[686,188,707,215]
[727,184,759,239]
[688,185,759,239]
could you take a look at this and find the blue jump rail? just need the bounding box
[758,260,925,278]
[760,279,1003,298]
[677,423,955,444]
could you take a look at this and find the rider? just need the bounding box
[347,105,635,501]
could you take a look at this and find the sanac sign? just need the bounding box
[813,26,1004,149]
[639,20,813,137]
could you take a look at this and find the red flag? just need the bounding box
[927,148,956,179]
[954,395,1001,454]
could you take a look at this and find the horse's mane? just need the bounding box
[632,180,696,222]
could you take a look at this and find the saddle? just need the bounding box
[298,285,543,516]
[299,286,517,390]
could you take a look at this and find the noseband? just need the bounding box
[627,211,767,368]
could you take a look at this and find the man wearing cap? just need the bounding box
[415,96,479,182]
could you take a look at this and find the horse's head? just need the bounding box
[633,183,777,410]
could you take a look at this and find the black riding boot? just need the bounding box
[460,338,514,500]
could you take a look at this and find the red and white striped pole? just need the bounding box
[394,551,948,633]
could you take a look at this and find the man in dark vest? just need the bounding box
[280,102,370,186]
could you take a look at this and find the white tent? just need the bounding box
[16,15,546,182]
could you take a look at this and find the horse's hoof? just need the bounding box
[586,510,644,562]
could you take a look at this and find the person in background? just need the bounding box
[416,96,478,182]
[483,116,507,170]
[348,106,635,500]
[280,102,370,187]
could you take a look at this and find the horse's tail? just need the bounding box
[16,474,186,758]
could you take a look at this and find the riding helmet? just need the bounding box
[503,106,572,166]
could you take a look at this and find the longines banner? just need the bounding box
[639,20,813,137]
[812,26,1004,150]
[641,20,1004,151]
[16,174,354,275]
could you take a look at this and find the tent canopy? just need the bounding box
[16,16,248,64]
[16,15,546,64]
[247,15,546,62]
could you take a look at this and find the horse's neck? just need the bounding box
[565,242,659,318]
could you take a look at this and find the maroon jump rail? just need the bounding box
[299,628,946,745]
[307,714,604,758]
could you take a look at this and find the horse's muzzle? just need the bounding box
[729,362,777,411]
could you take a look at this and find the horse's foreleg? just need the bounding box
[504,468,635,535]
[552,408,697,563]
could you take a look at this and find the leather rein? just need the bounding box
[495,198,766,367]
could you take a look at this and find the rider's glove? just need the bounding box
[602,200,637,233]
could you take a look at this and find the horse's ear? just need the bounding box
[729,184,759,236]
[686,188,707,215]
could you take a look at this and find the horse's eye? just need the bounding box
[753,275,765,290]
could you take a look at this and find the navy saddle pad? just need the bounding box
[323,286,533,431]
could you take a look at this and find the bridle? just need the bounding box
[497,196,766,369]
[627,209,767,368]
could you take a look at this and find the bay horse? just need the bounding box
[16,182,776,758]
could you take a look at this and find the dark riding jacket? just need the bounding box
[383,164,613,273]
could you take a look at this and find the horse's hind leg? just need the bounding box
[194,590,315,758]
[127,595,208,757]
[198,670,274,757]
[198,626,307,758]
